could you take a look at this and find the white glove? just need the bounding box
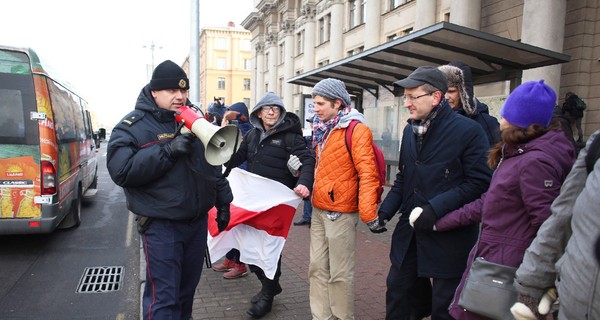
[287,154,302,177]
[408,207,422,228]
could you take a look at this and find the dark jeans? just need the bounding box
[302,198,312,222]
[386,235,460,320]
[225,248,241,263]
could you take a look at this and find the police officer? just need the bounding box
[107,60,232,319]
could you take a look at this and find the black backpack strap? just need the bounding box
[585,136,600,174]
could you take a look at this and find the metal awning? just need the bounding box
[288,22,570,98]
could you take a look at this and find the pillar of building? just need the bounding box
[521,0,567,94]
[267,33,278,93]
[303,4,316,74]
[449,0,482,29]
[329,0,344,62]
[283,21,295,110]
[414,0,436,31]
[255,42,265,103]
[365,0,382,49]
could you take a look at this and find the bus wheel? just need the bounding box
[59,187,82,229]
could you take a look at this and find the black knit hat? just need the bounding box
[150,60,190,90]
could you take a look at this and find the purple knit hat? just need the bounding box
[500,80,556,128]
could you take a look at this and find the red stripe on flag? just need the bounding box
[208,203,296,237]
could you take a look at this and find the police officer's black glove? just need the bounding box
[411,204,437,232]
[165,133,195,159]
[216,204,230,232]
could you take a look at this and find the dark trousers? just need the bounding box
[142,217,207,320]
[386,235,461,320]
[249,255,282,293]
[225,248,241,263]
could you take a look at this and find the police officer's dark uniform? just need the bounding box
[107,60,232,320]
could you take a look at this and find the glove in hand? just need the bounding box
[367,217,387,233]
[411,205,437,232]
[510,289,557,320]
[287,154,302,177]
[216,204,230,232]
[165,133,194,159]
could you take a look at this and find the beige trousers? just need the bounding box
[309,207,358,320]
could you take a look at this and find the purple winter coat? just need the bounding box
[435,129,576,320]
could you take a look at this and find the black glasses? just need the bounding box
[402,92,433,102]
[261,106,280,113]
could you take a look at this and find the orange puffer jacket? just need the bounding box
[312,122,379,223]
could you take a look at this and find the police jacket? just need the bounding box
[107,85,233,220]
[227,112,315,191]
[379,103,492,278]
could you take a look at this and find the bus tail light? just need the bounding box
[41,161,57,195]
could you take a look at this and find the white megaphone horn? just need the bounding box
[175,105,242,166]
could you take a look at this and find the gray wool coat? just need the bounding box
[514,129,600,320]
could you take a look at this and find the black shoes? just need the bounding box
[247,294,273,318]
[251,282,282,303]
[293,219,311,226]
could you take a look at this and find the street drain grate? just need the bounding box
[76,266,123,293]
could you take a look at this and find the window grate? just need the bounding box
[76,266,123,293]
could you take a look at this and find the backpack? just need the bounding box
[575,97,587,111]
[345,120,386,203]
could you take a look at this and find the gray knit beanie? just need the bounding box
[312,78,352,108]
[252,91,285,114]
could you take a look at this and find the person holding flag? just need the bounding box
[221,91,315,318]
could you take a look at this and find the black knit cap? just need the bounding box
[150,60,190,90]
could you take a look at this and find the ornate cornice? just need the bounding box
[301,3,317,19]
[280,19,295,34]
[255,42,265,54]
[265,32,278,45]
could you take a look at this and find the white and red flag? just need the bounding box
[207,168,302,279]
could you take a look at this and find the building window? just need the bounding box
[318,60,329,67]
[218,77,225,90]
[241,39,251,51]
[216,38,226,50]
[402,27,413,36]
[444,12,450,22]
[295,70,303,94]
[279,43,285,64]
[279,77,284,96]
[244,59,251,70]
[265,53,269,71]
[265,83,269,93]
[327,14,331,41]
[387,33,398,42]
[319,17,325,43]
[243,78,251,90]
[356,46,364,53]
[296,31,304,55]
[217,58,226,69]
[349,0,357,28]
[361,0,366,24]
[347,49,354,57]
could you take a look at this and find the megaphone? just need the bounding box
[175,105,242,166]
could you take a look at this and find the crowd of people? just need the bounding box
[107,59,598,320]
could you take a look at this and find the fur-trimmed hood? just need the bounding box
[438,64,476,116]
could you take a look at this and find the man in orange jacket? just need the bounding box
[308,78,385,320]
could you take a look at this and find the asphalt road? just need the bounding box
[0,143,140,320]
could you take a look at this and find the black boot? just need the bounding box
[247,278,277,318]
[251,282,282,303]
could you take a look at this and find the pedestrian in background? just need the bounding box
[438,61,500,146]
[107,60,232,319]
[308,78,383,320]
[434,80,576,320]
[211,101,254,279]
[562,91,586,144]
[226,91,315,318]
[377,66,492,320]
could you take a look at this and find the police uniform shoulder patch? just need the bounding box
[121,110,145,126]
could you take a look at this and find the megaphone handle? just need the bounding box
[221,128,240,178]
[174,121,186,137]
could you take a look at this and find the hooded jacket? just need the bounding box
[435,129,576,319]
[515,130,600,320]
[445,61,500,146]
[107,85,233,220]
[227,92,315,191]
[311,109,380,223]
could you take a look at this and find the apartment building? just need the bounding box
[184,21,253,110]
[241,0,599,168]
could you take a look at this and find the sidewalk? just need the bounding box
[192,199,394,320]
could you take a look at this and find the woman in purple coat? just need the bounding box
[433,80,576,320]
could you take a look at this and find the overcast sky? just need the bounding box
[0,0,255,128]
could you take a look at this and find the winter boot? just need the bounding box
[251,282,282,303]
[212,258,235,272]
[247,278,277,318]
[223,262,248,279]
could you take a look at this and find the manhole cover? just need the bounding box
[76,266,123,293]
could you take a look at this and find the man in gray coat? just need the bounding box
[513,129,600,320]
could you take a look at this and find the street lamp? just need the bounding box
[143,41,162,80]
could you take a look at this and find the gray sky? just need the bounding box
[0,0,254,128]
